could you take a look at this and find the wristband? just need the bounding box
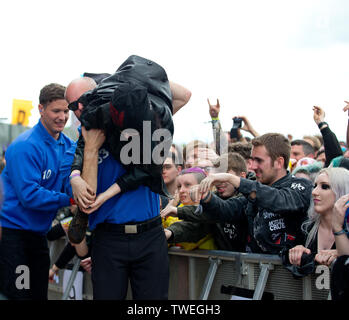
[69,173,80,181]
[69,198,76,206]
[318,122,328,129]
[211,117,219,121]
[333,229,347,236]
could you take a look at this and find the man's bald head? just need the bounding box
[65,77,97,119]
[65,77,97,100]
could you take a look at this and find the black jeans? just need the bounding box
[0,227,50,300]
[331,255,349,300]
[91,222,169,300]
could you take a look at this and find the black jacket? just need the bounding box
[201,173,313,254]
[320,125,343,167]
[281,222,336,278]
[71,55,174,197]
[167,193,248,252]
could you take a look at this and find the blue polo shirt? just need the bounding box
[0,120,74,234]
[87,145,159,230]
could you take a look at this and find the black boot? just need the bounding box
[68,208,89,244]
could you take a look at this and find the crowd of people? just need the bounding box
[0,55,349,301]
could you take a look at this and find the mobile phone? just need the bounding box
[230,128,239,139]
[232,118,243,129]
[230,118,243,139]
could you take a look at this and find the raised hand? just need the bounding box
[234,115,259,137]
[189,184,203,203]
[343,101,349,113]
[196,147,219,163]
[199,173,235,194]
[208,98,220,118]
[332,194,349,233]
[312,106,325,125]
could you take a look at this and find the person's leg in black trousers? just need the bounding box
[91,228,130,300]
[27,233,50,300]
[130,225,169,300]
[0,228,50,300]
[0,228,31,300]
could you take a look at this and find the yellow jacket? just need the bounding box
[162,204,217,251]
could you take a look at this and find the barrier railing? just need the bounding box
[48,239,331,300]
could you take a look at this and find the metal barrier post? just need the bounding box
[61,258,81,300]
[235,254,243,286]
[199,257,221,300]
[188,257,196,300]
[253,263,273,300]
[302,276,312,300]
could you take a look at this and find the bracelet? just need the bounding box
[69,173,80,181]
[333,229,347,236]
[318,121,328,129]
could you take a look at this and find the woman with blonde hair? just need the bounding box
[286,167,349,270]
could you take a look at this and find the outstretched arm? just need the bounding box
[83,182,121,214]
[236,115,259,138]
[170,81,191,115]
[313,106,342,167]
[207,98,228,155]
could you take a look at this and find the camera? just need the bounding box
[230,118,243,139]
[232,118,243,129]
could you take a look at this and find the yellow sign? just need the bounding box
[11,99,33,126]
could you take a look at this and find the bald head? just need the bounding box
[65,77,97,119]
[65,77,97,100]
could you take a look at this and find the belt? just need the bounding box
[96,216,162,234]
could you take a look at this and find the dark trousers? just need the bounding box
[91,223,169,300]
[331,255,349,300]
[0,227,50,300]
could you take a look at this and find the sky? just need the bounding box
[1,0,349,145]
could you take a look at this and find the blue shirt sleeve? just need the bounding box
[6,141,70,211]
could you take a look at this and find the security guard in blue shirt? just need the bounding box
[0,83,74,300]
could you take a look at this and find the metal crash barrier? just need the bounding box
[48,239,331,300]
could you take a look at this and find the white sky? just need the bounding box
[1,0,349,144]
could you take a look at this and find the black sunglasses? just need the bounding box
[68,96,84,111]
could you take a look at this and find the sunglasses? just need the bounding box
[68,96,84,111]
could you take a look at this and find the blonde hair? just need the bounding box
[303,167,349,247]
